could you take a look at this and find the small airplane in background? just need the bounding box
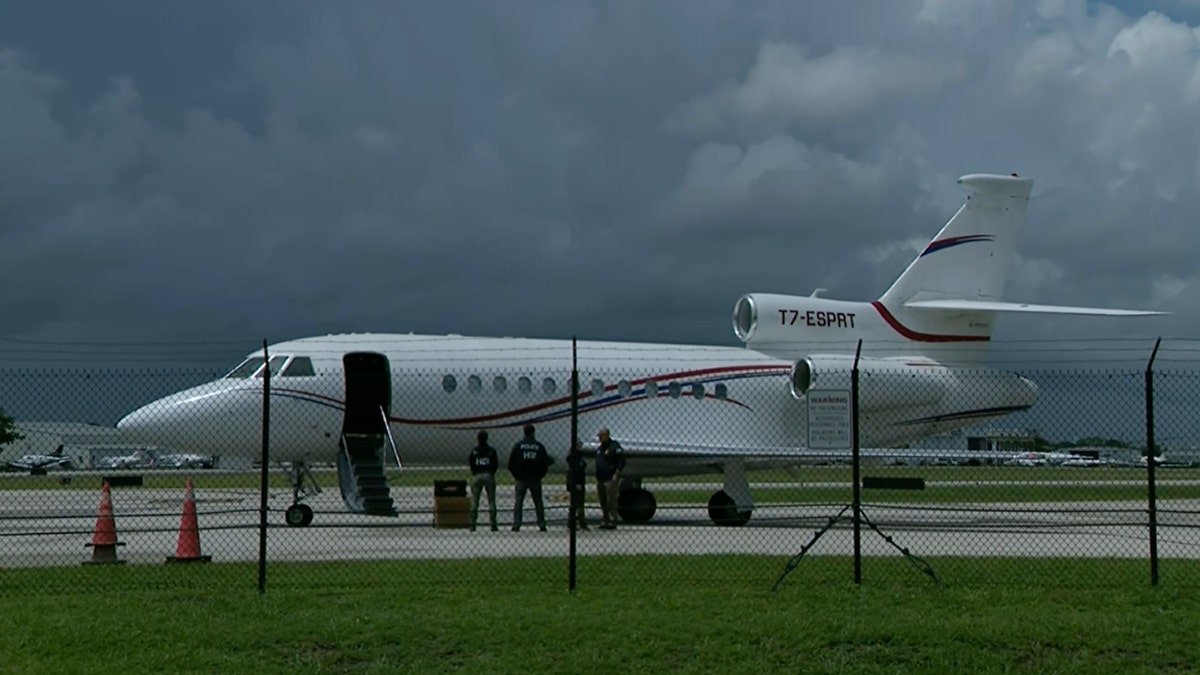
[118,173,1165,527]
[2,444,74,474]
[94,448,156,470]
[155,452,215,469]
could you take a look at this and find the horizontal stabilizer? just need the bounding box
[903,299,1166,317]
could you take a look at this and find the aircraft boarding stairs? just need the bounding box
[337,432,399,517]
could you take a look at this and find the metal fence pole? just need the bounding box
[258,339,270,595]
[1145,337,1161,586]
[569,337,578,592]
[852,339,862,585]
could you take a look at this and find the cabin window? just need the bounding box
[468,375,482,393]
[256,355,288,378]
[618,380,632,398]
[442,375,457,393]
[542,377,557,395]
[281,357,315,377]
[225,357,265,379]
[591,379,605,398]
[518,376,532,394]
[692,383,705,400]
[668,381,681,399]
[644,379,657,398]
[493,376,507,393]
[715,383,728,400]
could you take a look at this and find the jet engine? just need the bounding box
[733,293,865,345]
[789,354,1040,446]
[789,355,947,411]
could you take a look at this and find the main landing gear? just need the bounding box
[283,461,321,527]
[613,462,755,527]
[707,490,752,527]
[616,485,657,523]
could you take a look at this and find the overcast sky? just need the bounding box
[1,1,1198,369]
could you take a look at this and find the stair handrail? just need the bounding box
[381,405,403,469]
[339,434,353,467]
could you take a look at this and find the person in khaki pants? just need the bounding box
[467,430,499,531]
[595,428,625,530]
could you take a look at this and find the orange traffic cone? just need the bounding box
[84,481,126,565]
[166,479,211,563]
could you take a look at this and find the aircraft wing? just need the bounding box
[903,299,1166,317]
[589,440,998,465]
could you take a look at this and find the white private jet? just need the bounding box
[117,173,1163,527]
[3,444,74,474]
[94,448,156,470]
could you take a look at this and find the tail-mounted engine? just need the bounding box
[790,355,947,411]
[733,294,866,346]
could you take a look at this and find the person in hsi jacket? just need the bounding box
[508,424,551,531]
[467,430,499,532]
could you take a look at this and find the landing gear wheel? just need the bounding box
[617,488,657,523]
[707,490,751,527]
[286,503,314,527]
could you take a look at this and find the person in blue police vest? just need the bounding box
[595,427,625,530]
[467,430,499,532]
[508,424,551,531]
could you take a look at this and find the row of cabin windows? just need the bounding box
[440,374,728,401]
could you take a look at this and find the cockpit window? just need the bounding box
[281,357,315,377]
[256,355,289,378]
[225,357,265,379]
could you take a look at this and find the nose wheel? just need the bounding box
[285,503,314,527]
[281,461,321,527]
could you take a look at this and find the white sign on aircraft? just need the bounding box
[117,174,1164,527]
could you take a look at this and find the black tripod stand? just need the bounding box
[771,340,937,591]
[771,503,938,591]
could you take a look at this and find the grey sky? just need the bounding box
[1,1,1197,369]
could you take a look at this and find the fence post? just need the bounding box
[569,337,578,592]
[1145,337,1161,586]
[258,339,270,595]
[852,339,862,585]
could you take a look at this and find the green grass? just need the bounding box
[1,557,1199,672]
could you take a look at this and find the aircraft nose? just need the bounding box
[118,400,190,449]
[118,382,255,454]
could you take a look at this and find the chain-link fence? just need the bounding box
[1,342,1198,593]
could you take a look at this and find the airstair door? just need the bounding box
[337,352,397,516]
[342,352,391,435]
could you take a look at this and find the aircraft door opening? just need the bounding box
[342,352,392,436]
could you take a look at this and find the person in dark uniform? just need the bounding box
[595,427,625,530]
[508,424,551,531]
[468,430,499,531]
[567,438,589,531]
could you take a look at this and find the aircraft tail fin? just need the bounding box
[877,174,1165,337]
[879,174,1033,313]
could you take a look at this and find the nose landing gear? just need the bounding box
[282,461,321,527]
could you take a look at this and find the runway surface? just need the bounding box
[2,484,1199,567]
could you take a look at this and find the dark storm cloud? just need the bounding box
[0,1,1196,368]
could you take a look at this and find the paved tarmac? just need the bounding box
[2,484,1199,567]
